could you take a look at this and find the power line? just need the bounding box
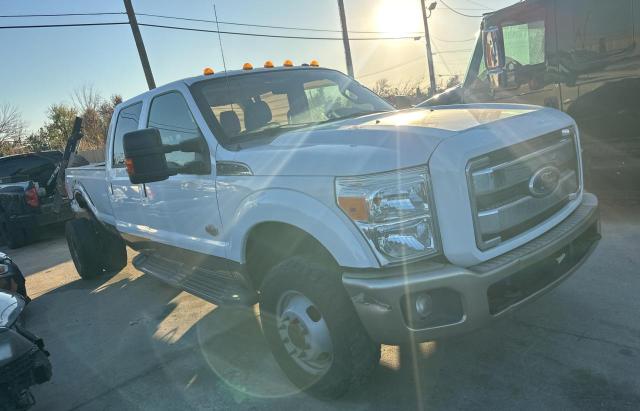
[431,34,476,43]
[0,19,421,40]
[0,12,124,18]
[136,12,425,35]
[0,10,425,36]
[358,55,426,78]
[459,0,492,9]
[432,41,455,75]
[432,48,473,54]
[137,22,421,41]
[438,0,486,18]
[0,22,129,29]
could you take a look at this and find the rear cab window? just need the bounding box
[112,102,143,168]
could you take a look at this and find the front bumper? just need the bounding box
[342,193,600,345]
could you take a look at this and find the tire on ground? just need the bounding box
[3,221,27,249]
[65,219,105,279]
[259,255,380,399]
[66,219,128,278]
[102,230,127,272]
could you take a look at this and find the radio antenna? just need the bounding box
[213,3,228,74]
[212,2,235,112]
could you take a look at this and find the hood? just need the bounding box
[226,106,541,176]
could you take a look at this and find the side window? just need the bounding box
[304,81,349,122]
[112,102,142,167]
[502,20,546,66]
[555,0,633,69]
[147,92,209,171]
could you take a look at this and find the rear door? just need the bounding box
[139,90,223,257]
[107,101,145,235]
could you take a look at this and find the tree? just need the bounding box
[71,86,122,150]
[0,104,26,155]
[26,104,78,151]
[23,87,122,153]
[371,78,426,107]
[445,75,461,89]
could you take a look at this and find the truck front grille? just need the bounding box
[466,129,581,250]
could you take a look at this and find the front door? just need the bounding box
[140,90,224,258]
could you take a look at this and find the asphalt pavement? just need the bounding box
[5,200,639,410]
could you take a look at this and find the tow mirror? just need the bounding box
[482,26,510,89]
[123,128,172,184]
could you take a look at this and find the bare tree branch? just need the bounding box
[71,84,102,113]
[0,103,26,144]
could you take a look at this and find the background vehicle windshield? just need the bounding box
[191,69,394,142]
[0,152,61,186]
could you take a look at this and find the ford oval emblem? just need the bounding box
[529,166,560,197]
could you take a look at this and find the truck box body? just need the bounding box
[420,0,640,196]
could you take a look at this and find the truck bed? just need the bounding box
[65,163,116,226]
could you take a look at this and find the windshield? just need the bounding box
[191,69,393,143]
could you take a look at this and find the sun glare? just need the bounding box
[375,0,422,35]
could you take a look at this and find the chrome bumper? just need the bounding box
[342,193,600,345]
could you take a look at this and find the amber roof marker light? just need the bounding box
[310,59,320,67]
[264,60,274,68]
[203,67,215,75]
[242,62,254,70]
[283,59,294,67]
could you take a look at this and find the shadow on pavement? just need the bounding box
[1,224,71,276]
[23,202,640,410]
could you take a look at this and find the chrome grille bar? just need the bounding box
[476,171,578,236]
[467,129,581,250]
[471,137,574,196]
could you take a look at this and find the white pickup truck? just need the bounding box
[65,64,600,397]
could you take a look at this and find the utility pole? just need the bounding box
[421,0,437,95]
[124,0,156,90]
[337,0,354,77]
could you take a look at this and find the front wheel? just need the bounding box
[66,219,127,280]
[1,221,27,249]
[259,255,380,399]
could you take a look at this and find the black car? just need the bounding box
[0,252,28,302]
[0,291,52,410]
[0,151,78,248]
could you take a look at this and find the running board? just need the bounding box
[132,252,257,306]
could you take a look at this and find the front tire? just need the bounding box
[66,219,103,279]
[2,221,27,249]
[259,255,380,399]
[66,219,127,279]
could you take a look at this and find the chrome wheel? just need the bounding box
[276,290,333,376]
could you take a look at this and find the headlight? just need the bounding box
[336,166,439,264]
[0,263,11,279]
[0,291,25,328]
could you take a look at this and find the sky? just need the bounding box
[1,0,515,131]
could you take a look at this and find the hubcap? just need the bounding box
[276,291,333,376]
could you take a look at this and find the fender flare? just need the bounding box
[225,188,379,269]
[72,183,117,227]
